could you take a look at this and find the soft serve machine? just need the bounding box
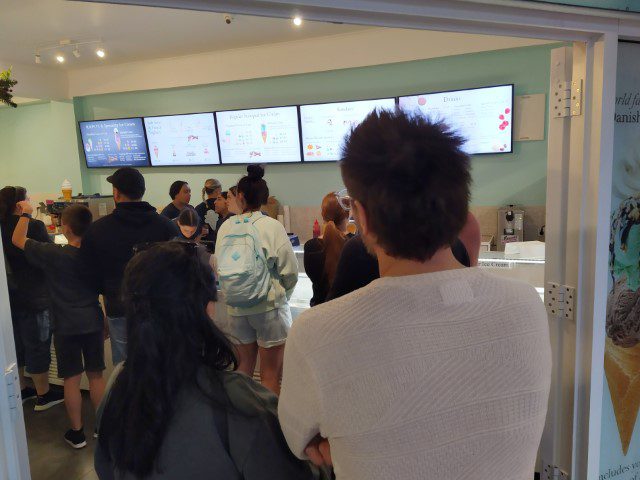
[42,195,116,232]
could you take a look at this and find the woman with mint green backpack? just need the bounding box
[215,165,298,395]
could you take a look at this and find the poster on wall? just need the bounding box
[600,41,640,479]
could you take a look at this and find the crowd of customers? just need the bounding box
[0,108,551,479]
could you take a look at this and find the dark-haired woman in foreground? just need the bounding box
[94,242,312,480]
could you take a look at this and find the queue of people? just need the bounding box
[0,109,551,480]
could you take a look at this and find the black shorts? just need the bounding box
[53,331,105,379]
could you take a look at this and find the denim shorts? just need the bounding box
[12,309,52,375]
[216,305,292,348]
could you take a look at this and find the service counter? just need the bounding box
[49,245,544,388]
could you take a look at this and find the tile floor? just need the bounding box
[23,388,99,480]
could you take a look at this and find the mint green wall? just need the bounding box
[75,43,553,208]
[0,101,82,196]
[0,44,553,209]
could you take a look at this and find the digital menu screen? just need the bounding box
[216,106,301,164]
[399,85,514,154]
[80,118,150,168]
[300,98,396,162]
[144,113,220,166]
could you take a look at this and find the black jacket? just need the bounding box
[81,202,178,317]
[1,216,51,313]
[326,235,470,302]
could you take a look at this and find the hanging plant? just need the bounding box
[0,67,18,108]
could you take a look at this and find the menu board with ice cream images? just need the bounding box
[80,118,150,168]
[216,106,302,164]
[144,113,220,166]
[398,85,513,155]
[300,98,396,162]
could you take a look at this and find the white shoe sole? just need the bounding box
[65,439,87,449]
[34,398,65,412]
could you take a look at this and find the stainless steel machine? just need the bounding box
[43,195,115,229]
[497,205,525,251]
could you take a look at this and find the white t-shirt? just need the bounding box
[278,268,551,480]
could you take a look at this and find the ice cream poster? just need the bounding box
[600,41,640,478]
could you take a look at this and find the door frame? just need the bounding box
[14,0,640,477]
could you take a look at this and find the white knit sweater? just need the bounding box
[279,268,551,480]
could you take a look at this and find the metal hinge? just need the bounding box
[4,362,19,423]
[545,282,576,320]
[552,79,583,118]
[543,465,569,480]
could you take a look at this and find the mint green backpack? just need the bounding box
[217,213,271,308]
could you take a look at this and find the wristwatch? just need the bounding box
[20,213,32,219]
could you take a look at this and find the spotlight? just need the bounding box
[293,16,303,26]
[73,47,80,58]
[35,54,41,64]
[56,55,65,63]
[96,48,105,58]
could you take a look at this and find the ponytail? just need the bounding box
[322,220,347,285]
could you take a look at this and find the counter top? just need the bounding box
[479,251,545,265]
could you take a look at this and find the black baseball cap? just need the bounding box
[107,167,146,200]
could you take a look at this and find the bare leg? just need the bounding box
[235,343,259,379]
[63,374,83,431]
[258,344,285,396]
[86,371,106,411]
[32,372,50,396]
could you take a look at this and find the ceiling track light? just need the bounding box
[34,39,105,64]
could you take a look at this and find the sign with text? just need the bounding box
[599,41,640,480]
[216,106,301,164]
[79,118,149,168]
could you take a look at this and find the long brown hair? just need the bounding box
[321,192,348,285]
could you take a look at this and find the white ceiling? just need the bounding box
[0,0,367,69]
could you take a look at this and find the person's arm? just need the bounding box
[80,225,104,295]
[458,212,481,267]
[278,326,323,460]
[275,233,298,298]
[11,201,33,250]
[243,395,316,479]
[303,240,324,285]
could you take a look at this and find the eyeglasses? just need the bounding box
[335,189,352,211]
